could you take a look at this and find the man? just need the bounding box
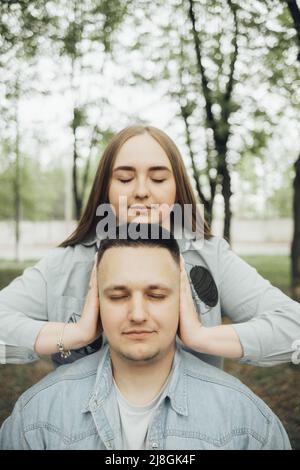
[0,224,291,450]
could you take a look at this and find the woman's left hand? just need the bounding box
[178,254,203,349]
[178,254,243,359]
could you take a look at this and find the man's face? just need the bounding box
[98,246,180,364]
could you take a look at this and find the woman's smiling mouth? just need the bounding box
[129,205,151,214]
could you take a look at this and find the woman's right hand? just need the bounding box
[76,256,102,345]
[34,256,102,356]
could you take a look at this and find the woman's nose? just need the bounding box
[133,177,150,200]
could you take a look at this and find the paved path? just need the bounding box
[0,241,291,261]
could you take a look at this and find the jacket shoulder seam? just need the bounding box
[21,368,97,408]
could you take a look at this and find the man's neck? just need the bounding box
[110,347,175,406]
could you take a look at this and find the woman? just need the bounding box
[0,125,299,369]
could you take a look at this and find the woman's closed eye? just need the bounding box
[118,178,166,184]
[117,177,133,183]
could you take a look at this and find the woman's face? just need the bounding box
[108,133,177,225]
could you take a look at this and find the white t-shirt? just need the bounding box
[113,372,172,450]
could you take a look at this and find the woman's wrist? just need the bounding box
[189,324,244,359]
[34,322,92,356]
[61,323,91,350]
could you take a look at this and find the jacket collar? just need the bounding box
[81,343,188,417]
[82,234,100,248]
[81,224,201,254]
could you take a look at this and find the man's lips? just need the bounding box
[123,330,155,338]
[123,330,154,334]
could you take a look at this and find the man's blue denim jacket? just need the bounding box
[0,344,291,450]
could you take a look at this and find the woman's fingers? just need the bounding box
[89,255,98,289]
[77,256,102,344]
[85,256,100,309]
[178,254,202,348]
[179,254,192,297]
[92,257,102,335]
[82,257,100,315]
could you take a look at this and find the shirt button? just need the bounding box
[107,442,112,448]
[152,442,158,449]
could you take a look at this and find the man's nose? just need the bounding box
[128,294,148,322]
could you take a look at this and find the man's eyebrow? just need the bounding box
[103,284,173,293]
[103,285,128,294]
[112,166,172,173]
[147,285,173,292]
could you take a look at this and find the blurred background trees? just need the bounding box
[0,0,300,449]
[0,0,299,296]
[285,0,300,301]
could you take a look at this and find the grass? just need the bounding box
[0,255,299,449]
[0,259,39,291]
[242,255,291,292]
[0,259,38,270]
[224,255,299,449]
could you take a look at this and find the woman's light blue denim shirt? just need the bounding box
[0,234,299,368]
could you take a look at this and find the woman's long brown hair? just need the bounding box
[59,125,212,247]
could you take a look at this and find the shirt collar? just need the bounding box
[81,234,101,249]
[173,224,202,253]
[162,345,189,416]
[81,225,200,253]
[81,344,112,413]
[81,237,97,247]
[81,343,188,417]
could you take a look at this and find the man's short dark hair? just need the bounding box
[97,223,180,267]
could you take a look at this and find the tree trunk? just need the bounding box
[64,157,73,222]
[291,153,300,301]
[187,0,237,242]
[284,1,300,300]
[14,87,21,262]
[285,0,300,62]
[71,107,82,221]
[221,163,232,243]
[180,105,214,223]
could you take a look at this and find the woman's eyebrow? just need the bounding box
[113,166,172,173]
[149,166,172,173]
[113,166,135,172]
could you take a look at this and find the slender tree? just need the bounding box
[0,0,51,259]
[50,0,130,219]
[186,0,239,239]
[284,0,300,301]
